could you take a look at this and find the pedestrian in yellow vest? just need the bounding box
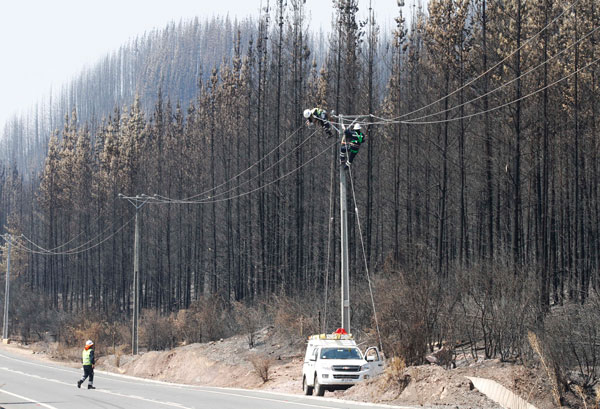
[77,340,96,389]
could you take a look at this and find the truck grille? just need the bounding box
[333,374,360,380]
[332,365,361,372]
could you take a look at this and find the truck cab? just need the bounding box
[302,331,384,396]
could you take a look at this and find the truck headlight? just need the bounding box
[361,364,370,371]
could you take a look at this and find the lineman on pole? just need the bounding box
[304,107,333,137]
[340,123,365,169]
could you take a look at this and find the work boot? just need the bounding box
[77,380,82,388]
[88,384,96,390]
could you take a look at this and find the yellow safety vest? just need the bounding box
[82,348,92,365]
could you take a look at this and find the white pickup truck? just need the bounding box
[302,332,384,396]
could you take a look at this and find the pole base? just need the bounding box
[2,339,10,344]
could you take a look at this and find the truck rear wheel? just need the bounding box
[303,376,313,395]
[314,374,325,396]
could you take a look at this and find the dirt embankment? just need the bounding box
[6,328,559,409]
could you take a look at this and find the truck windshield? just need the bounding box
[320,347,362,360]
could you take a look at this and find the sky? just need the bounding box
[0,0,409,131]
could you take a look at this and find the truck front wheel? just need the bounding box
[303,376,313,395]
[314,374,325,396]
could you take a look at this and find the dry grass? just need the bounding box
[53,343,80,362]
[528,331,561,407]
[574,385,588,409]
[114,344,128,368]
[379,356,410,398]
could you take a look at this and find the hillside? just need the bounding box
[5,327,562,409]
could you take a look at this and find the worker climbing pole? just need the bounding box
[340,122,365,169]
[303,107,333,137]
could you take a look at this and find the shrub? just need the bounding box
[271,296,319,343]
[232,301,262,348]
[537,295,600,405]
[172,295,230,346]
[249,353,272,383]
[376,268,437,365]
[379,356,410,396]
[140,309,176,351]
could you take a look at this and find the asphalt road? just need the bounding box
[0,347,416,409]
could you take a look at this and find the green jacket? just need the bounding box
[344,129,364,153]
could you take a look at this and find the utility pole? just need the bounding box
[339,118,350,333]
[3,235,11,343]
[119,194,148,355]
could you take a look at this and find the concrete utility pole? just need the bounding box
[119,195,148,355]
[133,200,141,355]
[339,119,350,333]
[3,235,11,342]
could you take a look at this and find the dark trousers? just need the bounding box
[80,365,94,384]
[340,145,358,164]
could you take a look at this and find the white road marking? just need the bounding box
[0,351,79,374]
[0,366,191,408]
[0,388,60,409]
[0,351,416,408]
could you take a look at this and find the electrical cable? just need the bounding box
[9,216,135,256]
[18,214,122,254]
[147,24,600,208]
[1,0,586,278]
[13,197,119,252]
[149,138,338,204]
[382,0,582,123]
[325,50,600,128]
[322,0,584,130]
[400,23,600,124]
[399,54,600,125]
[154,124,305,202]
[152,129,318,204]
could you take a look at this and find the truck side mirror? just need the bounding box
[310,356,317,362]
[366,355,375,362]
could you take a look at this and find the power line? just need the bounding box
[13,197,120,253]
[0,127,317,255]
[327,51,599,128]
[152,129,318,204]
[397,55,600,125]
[5,216,135,256]
[400,24,600,124]
[154,124,305,203]
[382,0,582,123]
[325,0,583,129]
[1,0,588,259]
[147,44,600,208]
[150,138,338,204]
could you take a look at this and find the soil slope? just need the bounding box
[6,327,559,409]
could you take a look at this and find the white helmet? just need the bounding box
[303,109,312,119]
[86,340,94,346]
[353,123,362,130]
